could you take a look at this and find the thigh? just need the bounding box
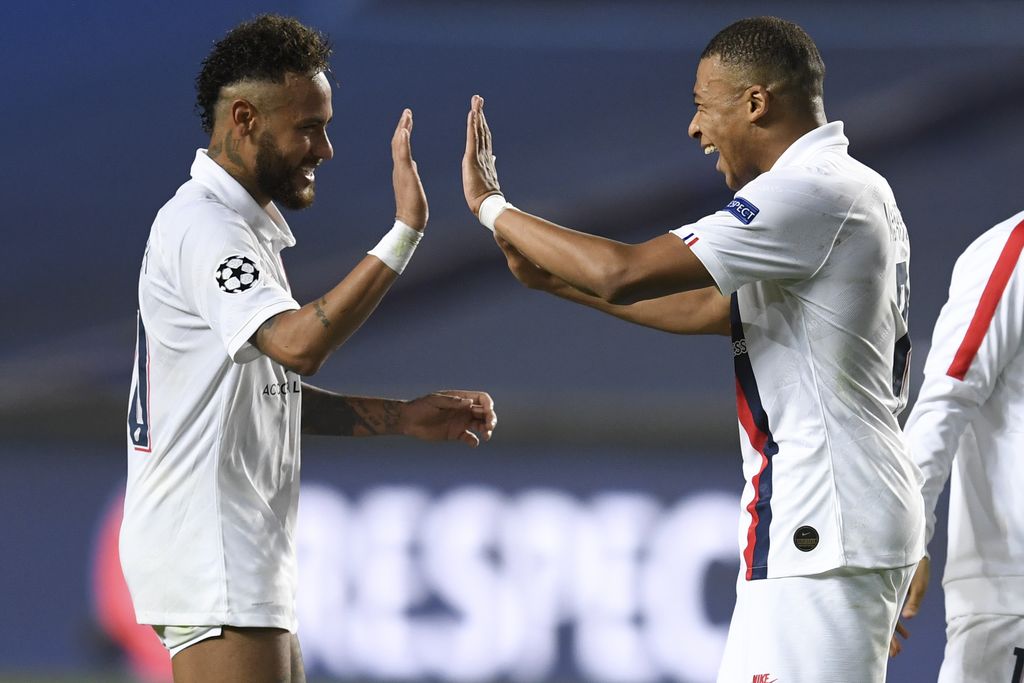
[717,565,913,683]
[172,626,305,683]
[938,614,1024,683]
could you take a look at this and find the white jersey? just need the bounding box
[121,150,303,630]
[672,122,924,580]
[904,210,1024,619]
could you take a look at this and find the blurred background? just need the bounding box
[3,0,1023,681]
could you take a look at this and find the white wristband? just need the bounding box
[478,194,514,233]
[368,220,423,274]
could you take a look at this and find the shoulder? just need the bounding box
[946,211,1024,288]
[738,165,856,224]
[156,180,253,251]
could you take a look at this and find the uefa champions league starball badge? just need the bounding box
[215,255,261,293]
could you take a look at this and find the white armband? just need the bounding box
[368,220,423,274]
[478,194,515,233]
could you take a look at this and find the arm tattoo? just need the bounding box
[302,386,402,436]
[253,315,275,349]
[314,298,331,329]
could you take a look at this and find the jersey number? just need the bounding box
[128,312,152,452]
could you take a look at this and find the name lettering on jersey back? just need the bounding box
[884,200,908,244]
[262,380,301,397]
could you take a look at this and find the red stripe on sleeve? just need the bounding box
[947,220,1024,380]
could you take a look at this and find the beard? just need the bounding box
[255,132,316,211]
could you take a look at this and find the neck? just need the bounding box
[206,129,270,206]
[758,108,827,173]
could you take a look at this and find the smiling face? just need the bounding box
[252,71,334,210]
[688,56,763,191]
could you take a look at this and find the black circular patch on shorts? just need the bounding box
[215,255,260,294]
[793,525,819,552]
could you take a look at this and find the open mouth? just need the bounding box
[703,144,718,156]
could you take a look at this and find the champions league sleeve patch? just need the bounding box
[725,197,760,224]
[215,255,260,293]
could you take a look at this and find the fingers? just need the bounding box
[889,622,909,657]
[459,429,481,448]
[901,557,930,619]
[470,95,491,157]
[439,389,497,442]
[392,108,413,164]
[465,108,476,158]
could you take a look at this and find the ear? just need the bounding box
[745,85,769,123]
[228,99,259,137]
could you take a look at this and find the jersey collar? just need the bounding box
[189,149,297,249]
[769,121,848,171]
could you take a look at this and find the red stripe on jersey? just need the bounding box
[736,378,768,580]
[947,219,1024,380]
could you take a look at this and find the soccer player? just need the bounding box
[892,211,1024,680]
[462,17,922,682]
[122,15,496,683]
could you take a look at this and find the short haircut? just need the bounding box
[195,14,332,133]
[701,16,824,103]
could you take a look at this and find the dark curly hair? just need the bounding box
[701,17,824,104]
[195,15,332,133]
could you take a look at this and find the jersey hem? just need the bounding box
[135,610,297,633]
[944,575,1024,619]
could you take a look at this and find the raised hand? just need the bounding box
[400,390,497,447]
[462,95,503,215]
[392,108,428,230]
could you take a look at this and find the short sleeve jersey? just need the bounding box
[904,210,1024,618]
[672,122,925,579]
[121,150,303,629]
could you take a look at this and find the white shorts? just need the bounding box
[716,564,914,683]
[937,613,1024,683]
[152,625,224,658]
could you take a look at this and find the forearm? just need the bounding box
[493,210,714,304]
[904,379,977,544]
[545,277,730,335]
[301,383,405,436]
[493,209,631,301]
[255,256,398,375]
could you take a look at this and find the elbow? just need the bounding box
[604,286,642,306]
[268,344,327,377]
[595,266,643,306]
[290,346,329,377]
[589,247,646,305]
[292,358,323,377]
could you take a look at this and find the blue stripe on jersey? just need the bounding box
[128,312,151,451]
[731,294,778,580]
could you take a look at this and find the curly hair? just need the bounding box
[195,15,332,133]
[701,17,824,104]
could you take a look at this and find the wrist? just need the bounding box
[478,194,514,233]
[367,220,423,274]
